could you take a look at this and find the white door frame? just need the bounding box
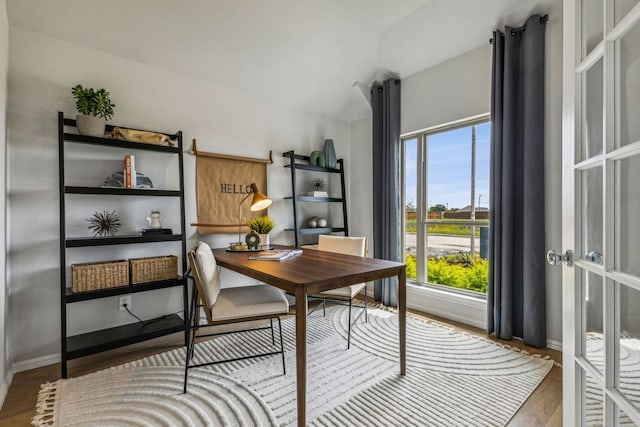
[563,0,640,424]
[562,1,578,425]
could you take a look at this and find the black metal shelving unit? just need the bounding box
[58,112,188,378]
[282,151,349,246]
[65,234,183,247]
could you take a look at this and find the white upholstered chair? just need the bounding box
[183,241,289,393]
[315,235,368,349]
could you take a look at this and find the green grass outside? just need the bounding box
[405,253,488,294]
[404,219,482,236]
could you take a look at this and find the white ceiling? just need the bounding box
[6,0,560,122]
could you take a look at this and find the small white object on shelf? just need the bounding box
[306,191,328,197]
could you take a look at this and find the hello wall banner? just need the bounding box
[190,139,272,235]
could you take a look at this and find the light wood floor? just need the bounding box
[0,307,562,426]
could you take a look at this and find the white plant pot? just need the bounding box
[76,114,106,137]
[259,234,270,248]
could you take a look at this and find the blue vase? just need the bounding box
[323,139,336,168]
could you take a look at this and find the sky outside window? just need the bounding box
[405,122,490,210]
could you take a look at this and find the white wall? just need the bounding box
[0,0,8,407]
[349,5,564,347]
[7,28,349,365]
[401,44,492,135]
[348,117,373,245]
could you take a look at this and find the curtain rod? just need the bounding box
[489,14,548,44]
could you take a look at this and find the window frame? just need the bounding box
[401,113,491,299]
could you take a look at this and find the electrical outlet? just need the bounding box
[119,296,131,312]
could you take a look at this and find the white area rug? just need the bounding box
[33,306,554,426]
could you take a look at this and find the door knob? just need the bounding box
[546,249,573,267]
[586,251,603,265]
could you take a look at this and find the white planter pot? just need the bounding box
[259,234,270,248]
[76,114,106,137]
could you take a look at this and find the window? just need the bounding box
[402,115,490,296]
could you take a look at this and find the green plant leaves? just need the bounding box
[71,84,115,121]
[247,215,275,234]
[405,253,488,293]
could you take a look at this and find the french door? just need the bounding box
[563,0,640,424]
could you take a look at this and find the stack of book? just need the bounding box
[306,191,328,197]
[124,154,136,188]
[249,249,303,261]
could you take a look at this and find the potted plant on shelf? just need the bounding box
[71,84,115,137]
[247,215,275,249]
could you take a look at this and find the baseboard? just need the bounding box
[0,366,13,410]
[13,353,60,373]
[546,339,562,352]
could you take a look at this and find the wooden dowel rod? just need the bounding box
[188,138,273,164]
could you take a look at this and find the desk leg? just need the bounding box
[295,287,307,427]
[399,268,406,375]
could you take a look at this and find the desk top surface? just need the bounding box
[212,246,405,294]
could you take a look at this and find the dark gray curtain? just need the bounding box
[371,78,401,306]
[488,14,547,347]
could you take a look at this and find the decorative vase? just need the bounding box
[307,217,319,228]
[76,114,106,137]
[310,151,326,167]
[245,230,260,250]
[323,139,336,168]
[259,233,270,249]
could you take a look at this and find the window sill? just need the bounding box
[407,282,487,329]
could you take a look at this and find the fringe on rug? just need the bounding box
[371,302,563,368]
[31,381,59,426]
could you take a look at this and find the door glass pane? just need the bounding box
[615,0,639,25]
[616,22,640,148]
[580,167,603,263]
[616,404,637,426]
[584,368,604,426]
[616,282,640,414]
[404,138,418,280]
[583,0,603,58]
[582,269,604,373]
[582,59,604,160]
[615,155,640,277]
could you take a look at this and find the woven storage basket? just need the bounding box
[71,260,129,293]
[130,255,178,284]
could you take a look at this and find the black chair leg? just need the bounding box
[347,298,353,349]
[270,318,275,345]
[278,317,286,375]
[183,339,190,394]
[322,296,326,317]
[183,320,198,393]
[183,291,199,394]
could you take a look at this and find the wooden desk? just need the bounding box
[213,247,406,427]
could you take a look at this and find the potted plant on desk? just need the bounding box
[71,84,115,137]
[247,215,275,249]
